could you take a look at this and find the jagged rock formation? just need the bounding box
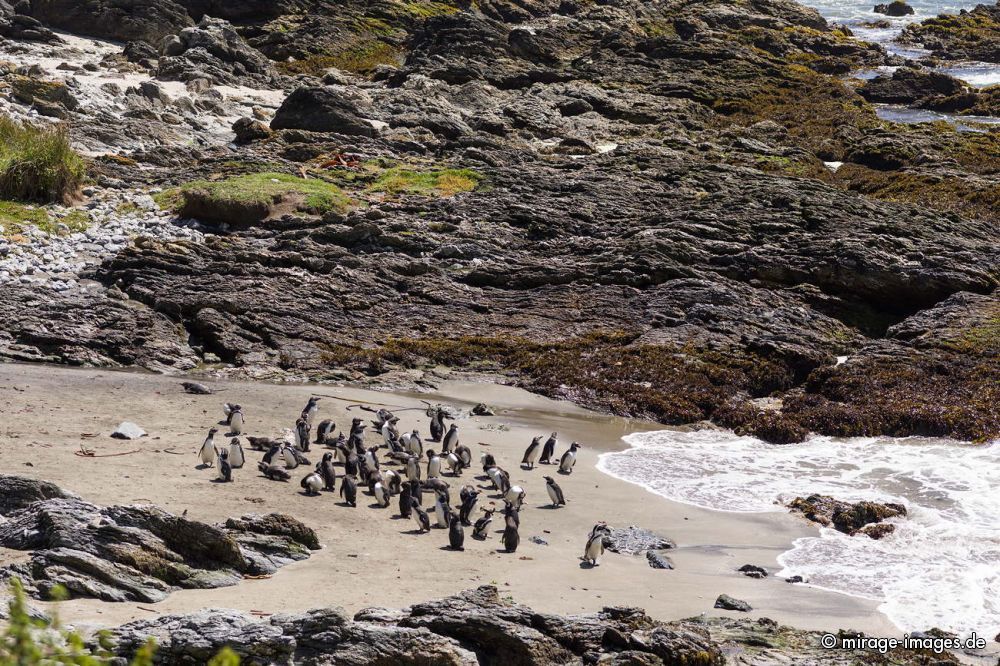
[900,3,1000,63]
[787,494,907,539]
[97,585,959,665]
[0,476,319,602]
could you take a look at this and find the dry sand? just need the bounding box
[0,362,900,637]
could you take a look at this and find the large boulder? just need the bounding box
[787,494,907,538]
[156,17,283,89]
[874,1,914,17]
[24,0,193,43]
[859,66,968,104]
[270,87,378,136]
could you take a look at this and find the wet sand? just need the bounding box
[0,362,898,636]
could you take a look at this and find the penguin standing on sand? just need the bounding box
[448,515,465,551]
[408,479,423,508]
[544,476,566,507]
[318,452,337,491]
[481,453,497,473]
[405,455,421,482]
[263,443,281,465]
[315,419,335,445]
[442,424,459,453]
[295,417,311,453]
[559,442,581,474]
[522,436,541,469]
[226,405,244,435]
[282,446,301,470]
[502,511,520,553]
[434,490,453,528]
[445,451,462,476]
[217,449,232,482]
[301,471,323,496]
[426,449,441,479]
[199,428,219,467]
[539,432,558,465]
[302,397,320,427]
[411,499,431,533]
[584,522,610,565]
[374,481,390,508]
[504,485,525,511]
[343,450,359,477]
[340,475,358,506]
[399,482,413,518]
[473,505,495,539]
[383,469,402,495]
[459,486,479,526]
[455,445,472,471]
[430,407,446,442]
[381,418,399,449]
[228,438,246,469]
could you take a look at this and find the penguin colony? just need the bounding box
[194,393,612,564]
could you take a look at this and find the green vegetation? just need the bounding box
[393,0,464,19]
[0,200,89,238]
[278,40,403,76]
[0,116,86,203]
[367,167,482,197]
[158,172,351,224]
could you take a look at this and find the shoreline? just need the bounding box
[0,361,899,638]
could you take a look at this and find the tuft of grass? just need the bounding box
[0,200,89,238]
[0,116,86,203]
[367,167,482,197]
[278,40,403,76]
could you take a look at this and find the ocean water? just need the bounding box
[597,430,1000,637]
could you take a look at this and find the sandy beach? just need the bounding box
[0,362,899,637]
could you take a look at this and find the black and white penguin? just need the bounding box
[366,469,384,495]
[340,475,358,507]
[263,443,281,465]
[544,476,566,507]
[383,469,402,495]
[199,428,219,467]
[423,478,450,506]
[445,451,462,476]
[364,446,380,473]
[503,500,520,529]
[334,441,350,465]
[459,485,480,526]
[217,449,232,482]
[381,417,399,448]
[315,419,335,445]
[434,490,453,528]
[448,515,465,551]
[282,446,300,469]
[405,455,421,482]
[408,479,424,508]
[502,516,519,553]
[374,481,390,508]
[503,485,525,511]
[559,442,581,474]
[302,397,321,427]
[583,522,610,565]
[300,471,323,496]
[411,500,431,533]
[295,417,311,453]
[429,407,446,442]
[521,436,541,469]
[226,404,244,435]
[442,424,459,453]
[318,452,337,491]
[455,445,472,471]
[481,453,497,473]
[229,438,246,469]
[539,432,558,465]
[408,430,424,458]
[426,449,441,479]
[473,505,495,539]
[344,450,360,477]
[399,482,413,518]
[259,462,291,481]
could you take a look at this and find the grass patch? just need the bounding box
[367,167,482,197]
[278,40,403,76]
[0,200,89,238]
[161,172,352,225]
[393,0,464,18]
[0,116,85,203]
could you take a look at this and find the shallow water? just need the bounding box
[598,430,1000,637]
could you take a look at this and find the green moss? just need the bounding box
[367,167,482,197]
[165,172,351,217]
[0,115,85,203]
[393,0,464,18]
[0,200,89,237]
[278,39,403,75]
[152,188,183,212]
[638,19,677,38]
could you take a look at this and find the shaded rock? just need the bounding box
[0,475,77,515]
[10,75,78,112]
[738,564,768,579]
[900,3,1000,62]
[714,594,752,612]
[471,402,495,416]
[156,17,283,89]
[646,551,674,570]
[24,0,193,43]
[110,421,146,439]
[271,86,377,136]
[859,67,967,105]
[874,1,914,16]
[232,117,273,144]
[787,494,906,536]
[786,575,805,583]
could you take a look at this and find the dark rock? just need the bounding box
[785,575,805,583]
[24,0,193,43]
[859,67,967,105]
[646,551,674,570]
[738,564,768,579]
[122,40,158,64]
[10,76,78,112]
[471,402,495,416]
[874,1,914,17]
[901,3,1000,63]
[0,475,77,515]
[232,117,273,144]
[714,594,753,612]
[787,494,907,536]
[271,86,377,136]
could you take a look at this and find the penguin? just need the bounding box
[344,450,360,477]
[405,455,421,482]
[263,443,281,465]
[228,438,245,469]
[259,462,291,481]
[429,407,446,442]
[199,428,218,467]
[340,475,358,507]
[504,485,525,511]
[318,452,337,491]
[559,442,581,474]
[442,423,459,453]
[374,481,390,508]
[408,430,424,458]
[295,417,311,453]
[455,445,472,471]
[459,485,480,526]
[302,397,320,427]
[473,505,495,539]
[423,478,451,506]
[315,419,335,445]
[300,471,323,496]
[409,479,424,508]
[434,491,453,528]
[227,405,244,435]
[485,466,507,492]
[364,446,380,473]
[481,452,497,473]
[544,476,566,507]
[503,500,520,529]
[448,515,465,551]
[502,517,519,553]
[383,468,402,495]
[381,417,399,448]
[282,446,300,470]
[426,449,442,479]
[398,431,412,454]
[445,451,462,476]
[217,449,232,482]
[334,441,350,465]
[399,482,413,518]
[584,523,610,565]
[521,436,541,469]
[539,432,558,465]
[411,499,431,533]
[367,469,385,495]
[247,436,277,451]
